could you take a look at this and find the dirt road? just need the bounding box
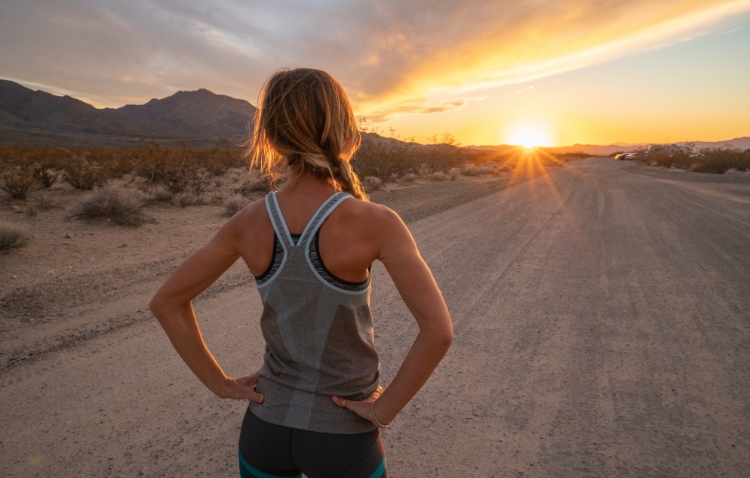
[2,158,749,476]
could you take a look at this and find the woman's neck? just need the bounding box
[278,171,338,198]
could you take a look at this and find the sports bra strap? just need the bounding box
[265,192,351,249]
[298,192,351,247]
[265,193,295,249]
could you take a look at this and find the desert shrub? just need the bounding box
[402,173,418,182]
[448,168,461,180]
[31,161,59,188]
[633,146,750,174]
[34,195,61,210]
[24,206,37,217]
[64,156,108,190]
[352,124,466,182]
[431,171,448,182]
[362,176,383,192]
[235,177,273,196]
[69,190,149,226]
[462,162,499,176]
[0,223,29,251]
[147,187,174,203]
[223,197,250,217]
[176,194,208,208]
[134,139,244,195]
[692,148,750,173]
[0,167,37,199]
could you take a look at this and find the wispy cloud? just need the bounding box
[1,0,748,119]
[362,96,486,123]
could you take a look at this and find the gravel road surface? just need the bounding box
[2,158,749,477]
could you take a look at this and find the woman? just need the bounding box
[150,68,453,478]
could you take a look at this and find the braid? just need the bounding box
[334,159,368,201]
[322,145,368,201]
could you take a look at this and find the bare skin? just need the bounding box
[149,170,453,428]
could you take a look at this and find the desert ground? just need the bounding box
[1,158,750,477]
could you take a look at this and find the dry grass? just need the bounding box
[0,167,37,199]
[146,187,174,203]
[0,223,29,251]
[462,162,502,176]
[64,156,109,190]
[363,176,383,192]
[69,190,150,227]
[235,177,273,197]
[431,171,448,182]
[223,197,251,217]
[175,194,209,208]
[34,195,62,210]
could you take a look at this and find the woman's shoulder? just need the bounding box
[221,195,273,240]
[334,197,407,238]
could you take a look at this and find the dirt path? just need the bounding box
[2,159,749,476]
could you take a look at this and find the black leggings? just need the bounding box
[238,406,388,478]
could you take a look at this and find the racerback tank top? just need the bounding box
[249,191,380,434]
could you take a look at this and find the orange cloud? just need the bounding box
[1,0,748,120]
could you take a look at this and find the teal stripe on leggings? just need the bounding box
[369,458,387,478]
[238,449,302,478]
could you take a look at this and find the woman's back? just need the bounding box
[247,188,381,433]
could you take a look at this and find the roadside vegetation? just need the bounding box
[69,189,151,227]
[0,129,576,236]
[613,144,750,173]
[0,222,29,251]
[0,130,566,200]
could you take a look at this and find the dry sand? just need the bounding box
[1,158,749,476]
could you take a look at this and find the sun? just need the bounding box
[504,124,555,149]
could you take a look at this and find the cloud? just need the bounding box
[1,0,748,119]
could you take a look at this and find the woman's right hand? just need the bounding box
[222,371,265,403]
[332,386,391,428]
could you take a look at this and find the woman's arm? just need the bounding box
[333,207,453,425]
[149,214,265,403]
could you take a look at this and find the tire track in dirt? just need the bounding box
[5,159,746,476]
[0,172,536,373]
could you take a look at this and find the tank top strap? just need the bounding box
[265,192,295,249]
[298,192,352,246]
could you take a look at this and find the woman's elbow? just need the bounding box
[438,327,454,350]
[149,293,170,321]
[426,323,453,351]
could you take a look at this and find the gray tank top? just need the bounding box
[249,191,380,434]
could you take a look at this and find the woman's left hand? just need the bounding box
[222,371,265,403]
[331,386,388,428]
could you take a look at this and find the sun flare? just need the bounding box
[505,125,555,149]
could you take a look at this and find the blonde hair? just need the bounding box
[248,68,368,200]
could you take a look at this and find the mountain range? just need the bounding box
[0,80,256,148]
[0,79,747,153]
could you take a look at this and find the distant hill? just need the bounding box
[473,138,750,157]
[0,80,255,147]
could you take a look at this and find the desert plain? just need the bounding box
[1,157,750,477]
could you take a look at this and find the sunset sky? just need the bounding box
[1,0,749,146]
